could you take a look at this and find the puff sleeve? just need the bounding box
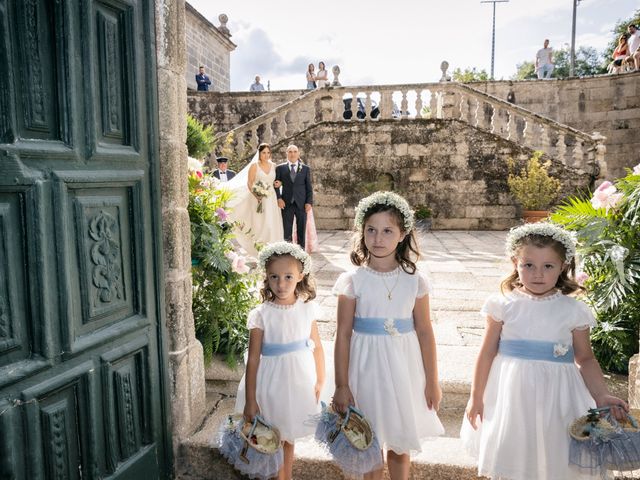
[332,271,356,298]
[417,271,434,298]
[480,294,505,323]
[246,306,264,330]
[571,299,597,331]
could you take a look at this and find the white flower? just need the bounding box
[258,241,312,274]
[384,318,400,337]
[591,181,623,212]
[187,156,203,173]
[553,343,569,357]
[354,191,415,232]
[506,222,577,264]
[633,164,640,176]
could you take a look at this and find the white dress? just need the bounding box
[332,266,445,454]
[460,290,597,480]
[226,162,284,257]
[235,300,321,442]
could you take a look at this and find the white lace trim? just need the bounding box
[363,265,402,277]
[265,300,299,310]
[512,288,562,302]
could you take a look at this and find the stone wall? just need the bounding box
[468,73,640,179]
[265,120,591,230]
[188,89,306,134]
[185,3,235,92]
[155,0,206,456]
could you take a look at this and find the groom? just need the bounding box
[275,144,313,250]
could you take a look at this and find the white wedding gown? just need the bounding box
[225,161,284,257]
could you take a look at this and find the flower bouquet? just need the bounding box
[218,414,283,479]
[569,406,640,476]
[251,180,271,213]
[315,402,383,476]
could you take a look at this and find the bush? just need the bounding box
[188,159,259,365]
[507,151,561,210]
[551,165,640,373]
[414,205,432,219]
[186,114,215,160]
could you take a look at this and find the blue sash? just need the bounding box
[353,317,414,336]
[261,338,313,356]
[499,339,574,363]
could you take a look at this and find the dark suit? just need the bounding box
[275,162,313,249]
[195,73,211,91]
[212,169,236,181]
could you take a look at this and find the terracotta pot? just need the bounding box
[522,210,549,223]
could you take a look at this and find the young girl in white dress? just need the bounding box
[332,191,444,480]
[235,242,325,480]
[461,223,628,480]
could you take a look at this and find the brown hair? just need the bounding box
[350,203,419,274]
[500,233,583,295]
[258,142,271,154]
[260,254,317,302]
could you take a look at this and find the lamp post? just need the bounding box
[481,0,509,79]
[570,0,581,77]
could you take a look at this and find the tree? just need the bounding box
[552,46,606,78]
[452,67,489,82]
[512,61,536,80]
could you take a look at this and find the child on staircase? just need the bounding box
[332,191,444,480]
[461,222,628,479]
[234,242,325,480]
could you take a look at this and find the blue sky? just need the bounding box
[189,0,637,91]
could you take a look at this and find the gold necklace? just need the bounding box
[380,269,400,301]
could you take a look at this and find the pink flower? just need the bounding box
[575,272,589,286]
[216,207,229,222]
[591,181,623,211]
[231,254,249,274]
[634,164,640,176]
[196,170,203,179]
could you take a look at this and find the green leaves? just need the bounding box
[551,170,640,373]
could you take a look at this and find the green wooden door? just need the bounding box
[0,0,171,478]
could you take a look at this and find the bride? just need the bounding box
[224,143,284,257]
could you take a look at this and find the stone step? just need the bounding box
[176,397,484,480]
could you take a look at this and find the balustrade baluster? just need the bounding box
[249,129,258,151]
[279,114,287,141]
[415,92,424,119]
[505,111,513,141]
[380,90,393,120]
[430,91,439,119]
[470,98,480,127]
[458,94,468,123]
[572,139,584,169]
[401,91,409,120]
[365,93,373,121]
[525,121,541,151]
[556,132,567,165]
[262,121,272,144]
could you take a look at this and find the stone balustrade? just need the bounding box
[219,83,606,176]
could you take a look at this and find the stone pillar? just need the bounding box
[630,355,640,408]
[155,0,206,454]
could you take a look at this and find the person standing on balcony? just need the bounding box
[195,66,212,91]
[306,63,317,89]
[250,75,265,92]
[316,61,329,88]
[535,39,554,79]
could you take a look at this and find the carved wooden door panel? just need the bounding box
[0,1,170,478]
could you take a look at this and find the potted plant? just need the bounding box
[414,205,433,232]
[507,151,561,223]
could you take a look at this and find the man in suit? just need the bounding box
[212,157,236,182]
[275,144,313,249]
[195,66,212,91]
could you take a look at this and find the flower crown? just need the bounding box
[258,241,312,275]
[354,191,414,232]
[506,222,577,263]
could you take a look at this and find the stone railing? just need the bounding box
[220,83,607,176]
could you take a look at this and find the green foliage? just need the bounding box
[551,166,640,373]
[452,67,489,82]
[414,205,432,219]
[507,151,561,210]
[513,61,537,80]
[188,167,259,366]
[552,46,607,78]
[186,114,216,160]
[603,10,640,66]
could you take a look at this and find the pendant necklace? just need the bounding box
[380,269,400,301]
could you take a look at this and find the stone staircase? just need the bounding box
[218,82,607,179]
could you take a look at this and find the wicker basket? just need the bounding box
[327,405,374,451]
[569,407,640,474]
[237,415,281,456]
